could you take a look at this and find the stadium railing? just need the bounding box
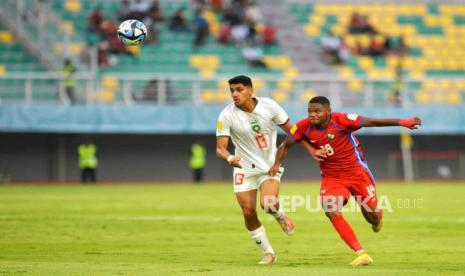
[0,72,464,106]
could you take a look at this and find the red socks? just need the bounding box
[330,215,363,252]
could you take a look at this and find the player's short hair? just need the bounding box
[228,75,253,87]
[309,96,330,107]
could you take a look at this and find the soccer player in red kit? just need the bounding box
[269,96,422,266]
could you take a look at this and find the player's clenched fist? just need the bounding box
[399,117,422,129]
[268,164,280,176]
[227,155,242,168]
[312,148,328,162]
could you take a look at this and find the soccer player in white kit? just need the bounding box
[215,75,296,264]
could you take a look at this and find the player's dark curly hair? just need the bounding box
[228,75,253,87]
[309,96,330,107]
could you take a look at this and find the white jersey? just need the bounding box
[216,97,289,174]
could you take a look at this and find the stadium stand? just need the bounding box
[49,0,296,103]
[288,2,465,104]
[0,23,56,102]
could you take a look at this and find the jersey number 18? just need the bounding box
[320,144,335,156]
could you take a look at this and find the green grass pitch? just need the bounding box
[1,182,465,275]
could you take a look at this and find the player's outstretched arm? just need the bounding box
[362,116,422,129]
[216,136,242,168]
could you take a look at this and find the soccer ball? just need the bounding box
[117,19,147,46]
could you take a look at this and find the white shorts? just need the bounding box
[232,167,284,193]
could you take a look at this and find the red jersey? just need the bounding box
[289,112,372,178]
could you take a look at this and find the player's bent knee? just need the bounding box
[241,206,257,219]
[325,211,341,220]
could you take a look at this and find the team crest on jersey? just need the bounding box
[328,133,335,140]
[251,121,261,133]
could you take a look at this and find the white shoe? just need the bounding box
[276,214,295,235]
[258,253,277,265]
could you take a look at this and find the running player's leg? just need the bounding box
[259,177,295,235]
[234,172,276,264]
[321,177,372,266]
[350,169,383,231]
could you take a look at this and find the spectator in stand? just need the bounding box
[97,42,110,67]
[231,23,249,44]
[246,20,257,44]
[129,0,150,21]
[193,0,207,14]
[337,37,351,64]
[244,1,263,24]
[147,0,164,22]
[210,0,224,13]
[348,12,375,34]
[143,2,164,44]
[262,22,277,45]
[353,40,367,55]
[117,0,131,21]
[87,6,104,32]
[222,5,242,26]
[242,41,267,68]
[217,23,232,44]
[390,60,404,106]
[321,31,340,61]
[368,35,385,57]
[99,20,132,57]
[169,8,190,32]
[193,11,209,48]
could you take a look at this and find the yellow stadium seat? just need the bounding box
[190,55,220,69]
[65,0,81,13]
[331,25,345,36]
[455,80,465,89]
[253,78,265,89]
[304,24,320,36]
[348,79,364,91]
[440,5,454,15]
[337,66,353,78]
[438,80,452,90]
[60,21,75,34]
[200,69,215,77]
[0,64,5,76]
[273,90,289,102]
[410,69,424,78]
[300,89,316,102]
[263,56,289,68]
[386,56,399,68]
[424,80,435,89]
[217,79,229,89]
[102,77,118,89]
[95,90,115,102]
[215,91,229,102]
[309,14,326,25]
[444,92,461,104]
[277,80,294,90]
[0,31,14,44]
[358,56,374,69]
[416,90,432,104]
[201,90,216,102]
[69,43,82,55]
[284,67,299,78]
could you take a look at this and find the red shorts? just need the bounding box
[320,168,378,209]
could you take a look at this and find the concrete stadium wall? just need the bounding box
[0,133,464,182]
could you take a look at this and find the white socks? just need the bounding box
[248,225,274,254]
